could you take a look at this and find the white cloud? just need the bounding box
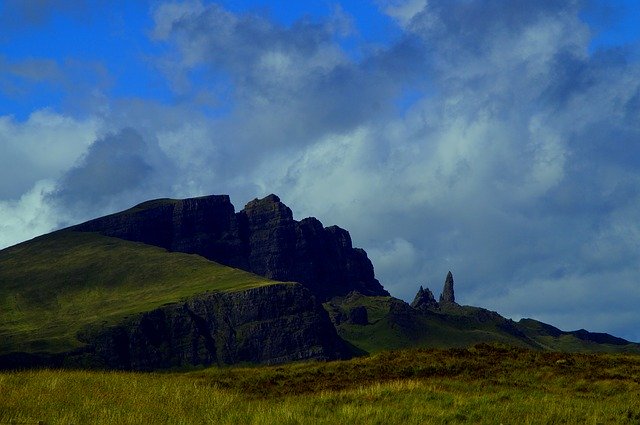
[0,180,57,249]
[382,0,428,26]
[0,110,99,198]
[2,0,640,341]
[151,1,206,41]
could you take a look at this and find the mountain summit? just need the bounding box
[72,194,389,301]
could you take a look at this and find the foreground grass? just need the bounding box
[0,231,276,354]
[2,345,640,424]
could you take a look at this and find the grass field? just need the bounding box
[1,344,639,424]
[0,231,276,354]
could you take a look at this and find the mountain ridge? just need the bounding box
[327,273,640,355]
[1,193,638,371]
[71,194,388,301]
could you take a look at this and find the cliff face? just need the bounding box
[240,195,385,300]
[73,194,388,300]
[0,283,350,371]
[72,195,249,269]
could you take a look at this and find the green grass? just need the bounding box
[2,345,640,424]
[0,231,277,354]
[327,293,640,356]
[327,294,537,354]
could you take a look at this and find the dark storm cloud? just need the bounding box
[50,128,174,218]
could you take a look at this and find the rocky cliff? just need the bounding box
[72,194,388,300]
[0,283,351,371]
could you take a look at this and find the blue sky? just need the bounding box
[0,0,404,119]
[2,0,640,341]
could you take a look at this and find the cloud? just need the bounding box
[0,55,112,117]
[50,127,176,222]
[0,0,97,30]
[0,180,57,248]
[180,0,639,339]
[150,1,422,162]
[2,0,640,340]
[382,0,427,26]
[0,110,99,199]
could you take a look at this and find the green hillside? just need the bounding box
[326,294,537,353]
[325,293,640,355]
[0,231,276,355]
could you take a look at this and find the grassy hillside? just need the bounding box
[325,293,537,354]
[0,231,277,355]
[1,344,640,424]
[326,293,640,355]
[517,318,640,354]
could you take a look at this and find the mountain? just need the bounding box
[1,193,638,370]
[71,194,388,301]
[0,230,351,370]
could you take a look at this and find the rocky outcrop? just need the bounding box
[72,194,388,301]
[439,271,456,305]
[410,272,456,312]
[410,286,439,311]
[240,195,387,300]
[0,283,351,371]
[72,195,249,269]
[347,306,369,325]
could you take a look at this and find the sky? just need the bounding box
[1,0,640,341]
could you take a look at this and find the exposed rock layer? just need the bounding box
[0,284,351,370]
[73,194,388,301]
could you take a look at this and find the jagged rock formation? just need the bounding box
[0,284,351,371]
[439,271,456,305]
[72,194,388,301]
[410,271,457,312]
[410,286,439,311]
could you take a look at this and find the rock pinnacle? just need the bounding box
[439,271,456,304]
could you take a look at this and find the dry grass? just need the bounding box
[2,345,640,424]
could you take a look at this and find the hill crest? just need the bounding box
[71,194,388,301]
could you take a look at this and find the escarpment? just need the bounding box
[73,194,388,301]
[0,284,351,370]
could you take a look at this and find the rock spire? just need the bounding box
[439,271,456,304]
[410,285,439,311]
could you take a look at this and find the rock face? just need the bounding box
[410,286,439,311]
[72,195,249,269]
[73,194,388,301]
[439,271,456,305]
[0,283,351,371]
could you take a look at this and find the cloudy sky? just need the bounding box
[2,0,640,340]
